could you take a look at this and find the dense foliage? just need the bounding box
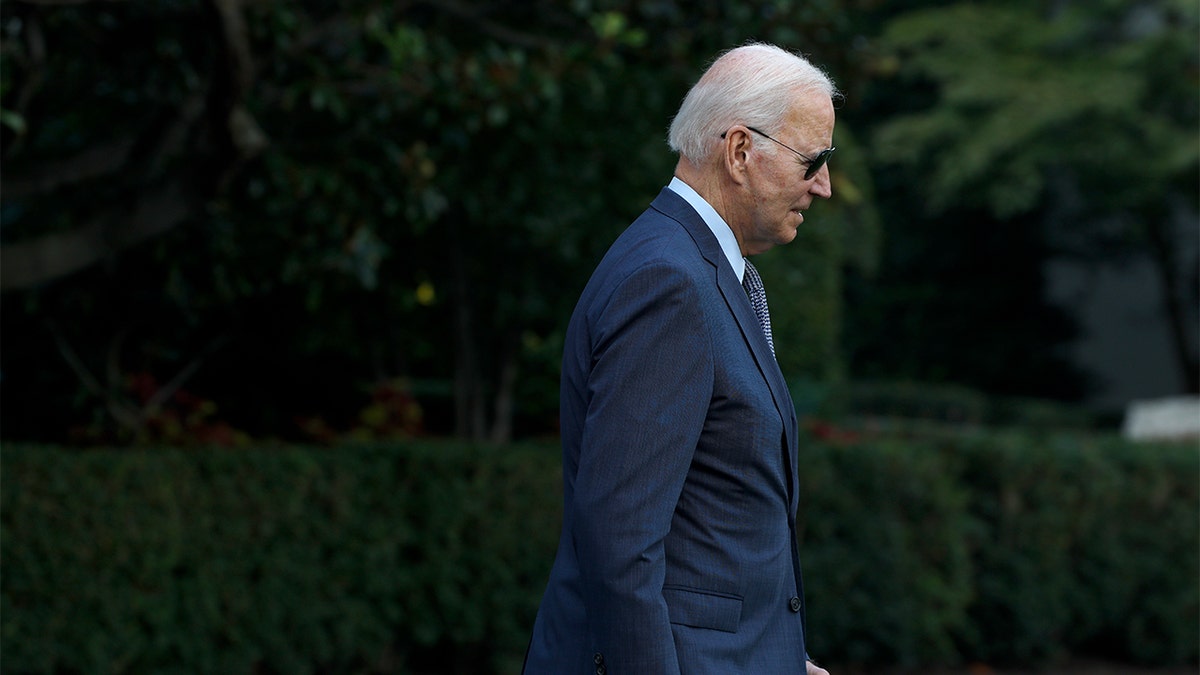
[0,0,879,444]
[3,1,1193,444]
[3,435,1196,674]
[843,0,1199,398]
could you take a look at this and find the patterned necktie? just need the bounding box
[742,258,775,356]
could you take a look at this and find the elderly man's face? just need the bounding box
[739,95,835,255]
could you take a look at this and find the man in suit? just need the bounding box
[523,43,838,675]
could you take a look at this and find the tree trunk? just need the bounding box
[488,328,520,444]
[1145,211,1199,393]
[450,220,484,441]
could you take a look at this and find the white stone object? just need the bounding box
[1122,396,1200,441]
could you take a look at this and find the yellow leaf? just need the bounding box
[416,281,436,306]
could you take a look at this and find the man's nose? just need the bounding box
[809,165,832,199]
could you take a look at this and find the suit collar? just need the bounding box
[650,188,727,270]
[650,188,799,503]
[666,178,745,281]
[649,189,777,374]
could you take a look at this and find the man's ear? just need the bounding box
[722,126,752,185]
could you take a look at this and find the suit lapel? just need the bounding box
[650,189,800,510]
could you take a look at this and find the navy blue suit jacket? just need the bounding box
[524,188,808,674]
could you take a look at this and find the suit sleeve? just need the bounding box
[571,261,713,674]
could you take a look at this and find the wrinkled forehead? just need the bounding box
[782,93,836,148]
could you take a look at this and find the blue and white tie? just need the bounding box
[742,258,775,356]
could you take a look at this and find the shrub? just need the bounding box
[1,434,1195,673]
[955,433,1199,665]
[798,440,974,667]
[1,443,562,675]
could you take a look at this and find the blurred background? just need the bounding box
[1,1,1196,674]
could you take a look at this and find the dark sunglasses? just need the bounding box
[721,126,835,180]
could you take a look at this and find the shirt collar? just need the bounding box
[667,176,745,282]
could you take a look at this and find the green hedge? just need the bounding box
[798,432,1199,668]
[1,443,562,675]
[954,433,1200,665]
[2,435,1196,674]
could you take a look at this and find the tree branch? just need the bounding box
[209,0,268,163]
[419,0,572,51]
[3,9,46,158]
[50,325,144,432]
[14,0,130,5]
[210,0,253,98]
[143,335,230,413]
[1,0,267,289]
[2,135,138,199]
[0,181,193,290]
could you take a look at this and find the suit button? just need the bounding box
[593,653,604,665]
[789,596,802,612]
[596,667,606,675]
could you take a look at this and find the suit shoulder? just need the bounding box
[603,209,707,273]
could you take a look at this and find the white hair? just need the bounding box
[667,43,839,164]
